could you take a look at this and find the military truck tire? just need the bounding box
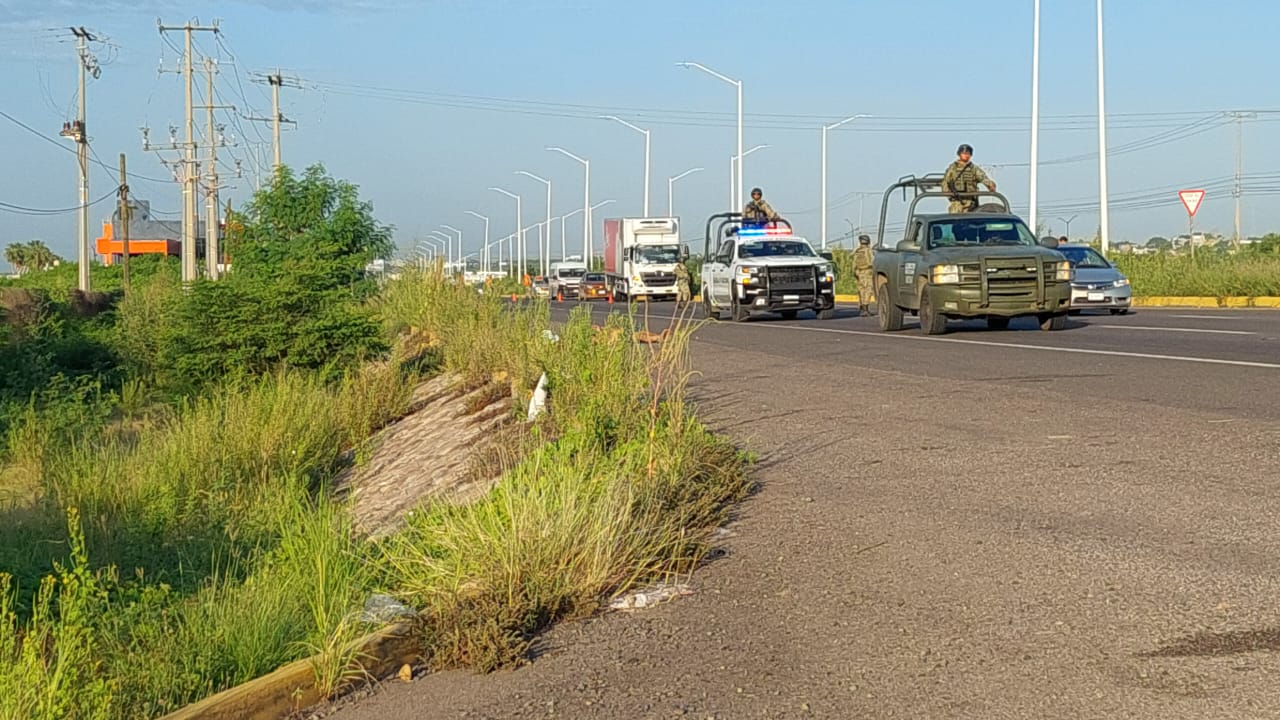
[779,309,798,320]
[702,293,720,320]
[1039,312,1067,331]
[986,316,1010,330]
[918,286,948,335]
[1110,308,1129,315]
[877,276,904,331]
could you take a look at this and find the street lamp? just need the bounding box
[730,144,770,211]
[678,61,743,209]
[667,167,703,218]
[1056,215,1078,239]
[439,224,462,273]
[515,170,552,274]
[1030,0,1042,243]
[489,187,523,278]
[547,146,591,266]
[821,114,870,249]
[1096,0,1111,255]
[601,115,651,216]
[427,231,451,268]
[422,235,447,268]
[464,211,490,274]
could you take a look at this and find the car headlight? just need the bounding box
[1054,261,1072,281]
[1113,277,1129,287]
[931,264,960,284]
[740,265,761,284]
[817,264,834,283]
[632,275,642,284]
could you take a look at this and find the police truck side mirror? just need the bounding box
[819,251,834,262]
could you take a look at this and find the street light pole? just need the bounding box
[601,116,651,216]
[464,211,490,274]
[515,171,552,275]
[440,224,463,273]
[428,231,452,269]
[678,61,742,209]
[1056,215,1078,239]
[547,147,591,266]
[667,167,704,218]
[821,114,869,250]
[1096,0,1111,255]
[489,187,523,278]
[1029,0,1041,239]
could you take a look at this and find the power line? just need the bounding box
[0,186,120,215]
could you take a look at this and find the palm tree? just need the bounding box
[4,242,30,275]
[25,240,59,271]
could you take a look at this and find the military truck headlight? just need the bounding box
[930,264,960,284]
[1054,261,1072,281]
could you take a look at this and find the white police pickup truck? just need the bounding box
[700,215,837,321]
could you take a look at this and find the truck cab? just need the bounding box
[871,174,1072,334]
[547,261,588,300]
[700,215,836,322]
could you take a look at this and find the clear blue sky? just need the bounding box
[3,0,1279,263]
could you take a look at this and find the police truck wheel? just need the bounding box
[815,305,835,320]
[730,289,750,322]
[918,286,948,335]
[702,293,719,321]
[779,309,798,320]
[877,277,904,332]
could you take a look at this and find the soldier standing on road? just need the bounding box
[941,144,996,213]
[673,257,692,308]
[742,187,779,223]
[853,234,876,316]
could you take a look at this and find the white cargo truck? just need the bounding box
[602,217,689,301]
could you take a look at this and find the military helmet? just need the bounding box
[751,187,763,196]
[858,234,871,245]
[957,143,974,155]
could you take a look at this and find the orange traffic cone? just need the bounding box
[607,293,614,305]
[556,290,564,303]
[510,293,517,303]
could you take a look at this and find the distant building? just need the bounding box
[95,199,206,265]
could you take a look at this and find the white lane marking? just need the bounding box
[753,324,1280,370]
[1090,324,1254,336]
[1172,314,1247,320]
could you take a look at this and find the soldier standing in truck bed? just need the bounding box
[941,144,996,213]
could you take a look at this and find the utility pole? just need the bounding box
[246,71,298,172]
[118,153,131,293]
[158,19,220,284]
[61,27,99,292]
[203,57,235,280]
[1227,111,1256,250]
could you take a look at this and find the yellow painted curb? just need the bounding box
[1132,296,1280,308]
[161,621,419,720]
[691,294,872,304]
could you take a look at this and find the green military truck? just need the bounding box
[871,174,1073,334]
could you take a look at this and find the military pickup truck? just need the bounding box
[871,175,1073,334]
[700,213,837,321]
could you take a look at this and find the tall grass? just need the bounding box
[1113,251,1280,297]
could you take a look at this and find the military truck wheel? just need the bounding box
[986,316,1010,330]
[702,293,720,321]
[918,287,948,335]
[1110,308,1129,315]
[1039,312,1067,331]
[779,309,798,320]
[876,277,904,332]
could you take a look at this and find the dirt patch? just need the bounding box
[334,373,517,539]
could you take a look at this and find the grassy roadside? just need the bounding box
[0,264,750,717]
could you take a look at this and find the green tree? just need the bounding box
[150,165,393,393]
[1145,236,1172,251]
[4,242,29,275]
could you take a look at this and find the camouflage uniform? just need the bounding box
[742,198,778,222]
[941,160,993,213]
[853,237,876,315]
[673,261,691,305]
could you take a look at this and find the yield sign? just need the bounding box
[1178,189,1206,217]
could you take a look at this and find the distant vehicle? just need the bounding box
[547,261,587,300]
[699,215,836,321]
[1057,244,1131,315]
[603,217,687,301]
[581,272,610,300]
[531,277,550,298]
[871,174,1073,334]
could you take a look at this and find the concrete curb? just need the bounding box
[1132,296,1280,308]
[160,621,419,720]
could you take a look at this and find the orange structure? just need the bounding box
[93,199,191,266]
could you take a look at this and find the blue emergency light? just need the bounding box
[737,226,792,237]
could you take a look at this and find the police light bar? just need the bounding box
[737,227,792,237]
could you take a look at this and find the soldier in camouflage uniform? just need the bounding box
[941,144,996,213]
[853,234,876,316]
[673,258,692,307]
[742,187,779,223]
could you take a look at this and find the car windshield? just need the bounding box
[926,219,1038,250]
[738,240,817,259]
[635,245,679,264]
[583,273,605,283]
[556,268,586,279]
[1058,246,1111,268]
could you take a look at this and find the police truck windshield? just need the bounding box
[926,219,1038,250]
[738,240,818,258]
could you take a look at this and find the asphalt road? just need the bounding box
[326,303,1280,719]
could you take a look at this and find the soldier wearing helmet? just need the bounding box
[853,234,876,316]
[941,143,996,213]
[742,187,779,223]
